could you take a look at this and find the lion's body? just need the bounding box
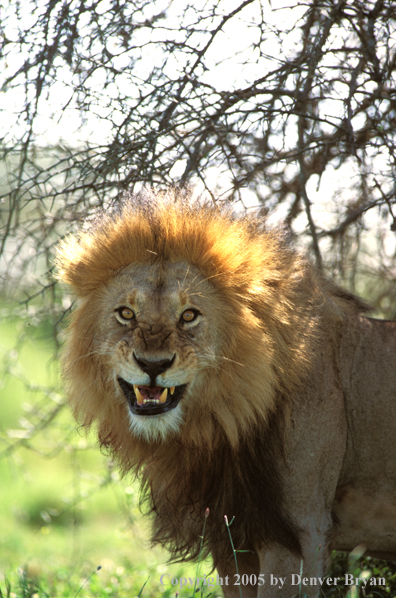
[56,190,396,597]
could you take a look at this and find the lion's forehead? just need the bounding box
[107,260,209,317]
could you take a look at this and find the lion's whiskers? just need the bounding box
[196,271,229,286]
[182,271,206,295]
[219,356,245,367]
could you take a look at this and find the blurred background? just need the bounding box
[1,0,396,595]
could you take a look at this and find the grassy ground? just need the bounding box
[0,448,206,598]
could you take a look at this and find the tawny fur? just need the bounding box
[56,188,396,598]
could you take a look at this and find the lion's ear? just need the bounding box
[55,259,92,297]
[55,234,107,297]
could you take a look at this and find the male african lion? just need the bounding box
[56,189,396,597]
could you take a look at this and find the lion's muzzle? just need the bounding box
[133,353,176,386]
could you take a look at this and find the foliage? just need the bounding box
[0,0,395,310]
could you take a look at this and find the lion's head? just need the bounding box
[56,189,328,462]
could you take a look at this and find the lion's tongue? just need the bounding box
[135,386,168,406]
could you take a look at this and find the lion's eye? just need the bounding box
[181,309,200,323]
[116,307,135,321]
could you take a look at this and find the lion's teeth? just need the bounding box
[170,386,175,395]
[134,385,144,405]
[134,385,170,405]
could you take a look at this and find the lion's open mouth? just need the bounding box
[117,377,186,416]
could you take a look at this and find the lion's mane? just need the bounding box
[56,188,369,564]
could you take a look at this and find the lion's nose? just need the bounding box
[133,354,175,384]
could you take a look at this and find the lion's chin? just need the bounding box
[117,377,187,416]
[127,405,184,442]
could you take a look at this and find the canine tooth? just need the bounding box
[170,386,175,395]
[159,387,168,403]
[134,385,144,405]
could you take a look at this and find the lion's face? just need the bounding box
[93,260,222,441]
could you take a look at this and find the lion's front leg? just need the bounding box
[256,533,331,598]
[215,550,260,598]
[216,537,329,598]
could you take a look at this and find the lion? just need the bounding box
[56,188,396,597]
